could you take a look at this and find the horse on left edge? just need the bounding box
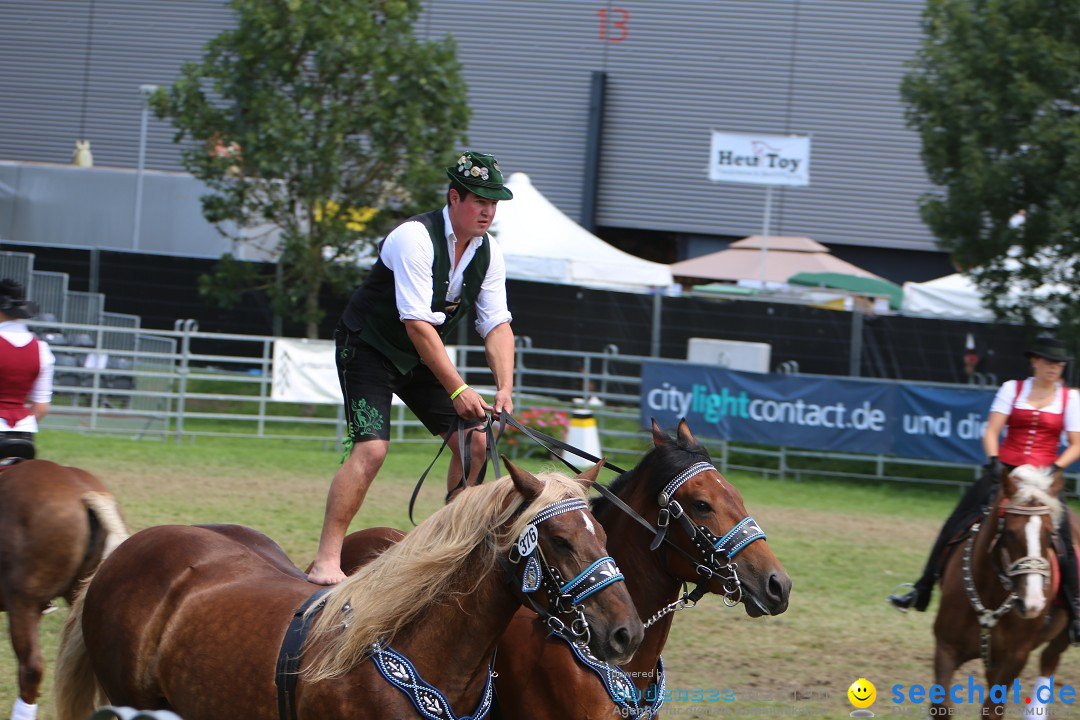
[0,458,129,720]
[52,459,643,720]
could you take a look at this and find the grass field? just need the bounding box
[2,428,1078,719]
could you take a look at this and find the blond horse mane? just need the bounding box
[303,471,589,681]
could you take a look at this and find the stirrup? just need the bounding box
[1070,620,1080,648]
[886,582,917,614]
[41,600,59,616]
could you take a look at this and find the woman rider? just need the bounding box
[889,335,1080,642]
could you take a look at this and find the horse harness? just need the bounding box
[275,497,627,720]
[503,497,626,646]
[495,414,767,619]
[558,635,666,719]
[963,501,1054,671]
[494,416,770,714]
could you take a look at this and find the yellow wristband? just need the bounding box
[450,384,469,400]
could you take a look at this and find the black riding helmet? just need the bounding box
[0,279,36,319]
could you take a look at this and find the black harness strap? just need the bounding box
[275,587,333,720]
[409,417,501,525]
[496,412,661,538]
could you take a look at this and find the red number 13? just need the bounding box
[597,7,629,43]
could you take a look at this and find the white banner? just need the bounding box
[272,338,339,404]
[270,338,461,405]
[708,131,811,186]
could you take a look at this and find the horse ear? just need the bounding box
[574,458,605,490]
[677,418,696,446]
[503,456,544,501]
[651,418,668,448]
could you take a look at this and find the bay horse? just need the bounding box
[932,464,1071,717]
[0,459,128,720]
[338,418,791,719]
[53,460,643,720]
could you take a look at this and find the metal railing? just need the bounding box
[27,320,1014,489]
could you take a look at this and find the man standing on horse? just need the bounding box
[308,151,515,585]
[0,279,54,461]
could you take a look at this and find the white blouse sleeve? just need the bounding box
[1065,388,1080,433]
[989,379,1020,416]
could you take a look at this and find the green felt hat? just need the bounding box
[446,151,513,201]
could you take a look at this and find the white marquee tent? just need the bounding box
[902,270,1060,326]
[901,273,994,320]
[490,173,675,294]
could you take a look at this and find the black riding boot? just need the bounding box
[889,462,999,612]
[1055,507,1080,646]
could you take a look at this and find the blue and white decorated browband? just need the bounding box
[658,462,714,505]
[653,461,766,560]
[516,497,625,598]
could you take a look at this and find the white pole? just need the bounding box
[132,84,158,251]
[759,185,774,287]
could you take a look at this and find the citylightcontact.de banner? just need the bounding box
[639,361,1061,467]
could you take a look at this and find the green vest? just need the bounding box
[349,210,491,374]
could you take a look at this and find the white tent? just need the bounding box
[902,273,994,321]
[490,173,675,293]
[902,268,1061,326]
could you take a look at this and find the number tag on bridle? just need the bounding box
[517,524,539,558]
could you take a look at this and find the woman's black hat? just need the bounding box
[1024,334,1072,363]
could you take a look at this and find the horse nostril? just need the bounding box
[767,572,786,602]
[611,626,631,655]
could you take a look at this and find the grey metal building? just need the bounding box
[0,1,946,278]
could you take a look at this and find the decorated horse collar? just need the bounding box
[558,635,666,719]
[371,641,495,720]
[275,589,496,720]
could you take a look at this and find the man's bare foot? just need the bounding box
[307,563,346,585]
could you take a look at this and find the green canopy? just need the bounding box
[690,283,761,296]
[788,271,903,309]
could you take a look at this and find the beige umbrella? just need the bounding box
[670,235,885,285]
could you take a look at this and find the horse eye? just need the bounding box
[552,536,574,552]
[692,500,712,514]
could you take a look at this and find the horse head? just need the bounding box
[991,464,1062,619]
[503,458,644,664]
[640,418,791,617]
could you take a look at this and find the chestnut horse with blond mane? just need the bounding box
[0,459,128,720]
[53,460,642,720]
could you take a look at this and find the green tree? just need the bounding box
[151,0,469,338]
[901,0,1080,341]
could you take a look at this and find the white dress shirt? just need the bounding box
[378,205,512,338]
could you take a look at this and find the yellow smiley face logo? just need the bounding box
[848,678,876,709]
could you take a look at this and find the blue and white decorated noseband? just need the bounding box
[510,496,626,643]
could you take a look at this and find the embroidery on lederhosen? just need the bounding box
[350,397,385,438]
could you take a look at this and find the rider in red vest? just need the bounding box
[0,279,54,460]
[889,335,1080,642]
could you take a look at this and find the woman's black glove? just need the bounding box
[984,456,1001,475]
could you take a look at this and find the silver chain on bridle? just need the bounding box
[963,503,1053,671]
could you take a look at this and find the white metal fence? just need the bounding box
[29,319,1004,489]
